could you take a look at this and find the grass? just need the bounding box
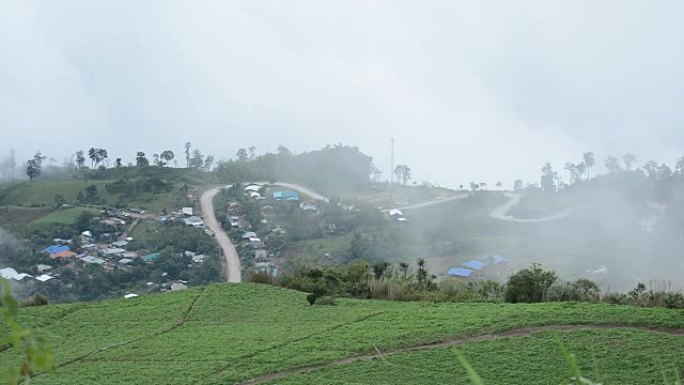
[0,205,53,228]
[30,207,101,226]
[0,179,189,214]
[284,235,352,265]
[268,329,684,385]
[1,283,683,384]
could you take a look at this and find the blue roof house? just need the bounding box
[447,267,473,278]
[462,260,487,271]
[43,245,71,254]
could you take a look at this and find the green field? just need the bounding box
[0,179,190,215]
[30,207,102,225]
[2,283,683,384]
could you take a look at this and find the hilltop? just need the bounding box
[2,283,683,384]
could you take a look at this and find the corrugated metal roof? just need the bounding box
[447,267,473,277]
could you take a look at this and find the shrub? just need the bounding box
[504,264,558,303]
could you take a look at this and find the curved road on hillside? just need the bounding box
[201,187,242,283]
[399,191,572,223]
[488,192,573,223]
[200,182,331,283]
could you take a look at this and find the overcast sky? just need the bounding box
[2,1,683,187]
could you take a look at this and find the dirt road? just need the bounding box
[200,186,242,283]
[489,192,572,223]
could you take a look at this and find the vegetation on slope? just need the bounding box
[1,283,683,384]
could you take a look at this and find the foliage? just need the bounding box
[2,283,684,384]
[505,263,558,303]
[1,279,54,384]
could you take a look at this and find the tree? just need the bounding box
[88,147,97,169]
[136,151,149,167]
[188,149,204,168]
[202,155,214,172]
[160,150,174,167]
[540,163,557,193]
[622,153,636,171]
[152,153,160,166]
[236,148,249,162]
[115,158,122,168]
[277,145,292,156]
[513,179,523,192]
[496,181,503,189]
[248,146,256,159]
[643,160,659,178]
[604,155,622,173]
[393,164,411,185]
[26,160,40,181]
[9,149,15,178]
[184,142,191,167]
[75,150,86,169]
[564,162,585,185]
[658,163,673,179]
[583,151,595,179]
[505,263,558,303]
[97,148,108,168]
[675,157,684,175]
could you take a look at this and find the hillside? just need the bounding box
[2,283,683,384]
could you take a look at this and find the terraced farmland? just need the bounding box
[2,283,683,384]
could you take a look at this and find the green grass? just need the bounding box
[0,180,113,207]
[30,207,101,225]
[0,205,53,228]
[268,328,684,385]
[285,235,352,264]
[2,283,684,384]
[0,180,189,214]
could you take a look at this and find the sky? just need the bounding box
[2,1,684,188]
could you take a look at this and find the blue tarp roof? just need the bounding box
[447,267,473,277]
[492,255,509,264]
[462,260,486,270]
[273,191,300,201]
[43,245,70,254]
[143,253,160,262]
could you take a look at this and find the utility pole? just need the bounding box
[389,138,394,201]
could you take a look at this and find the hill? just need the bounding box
[2,283,683,384]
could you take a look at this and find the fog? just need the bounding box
[3,1,684,187]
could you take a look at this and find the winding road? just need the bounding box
[488,192,573,223]
[201,187,242,283]
[200,182,331,283]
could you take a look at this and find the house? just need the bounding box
[101,248,126,257]
[181,207,194,216]
[273,191,299,201]
[142,253,160,262]
[462,260,487,271]
[0,267,32,281]
[249,191,262,199]
[50,250,77,259]
[192,254,207,263]
[388,209,403,217]
[43,245,70,254]
[254,262,277,276]
[244,185,261,192]
[124,293,139,299]
[170,282,187,291]
[447,267,473,278]
[36,264,52,273]
[35,274,54,282]
[183,216,204,227]
[492,255,509,265]
[122,251,138,259]
[118,258,134,265]
[80,255,106,265]
[110,240,129,248]
[101,218,125,226]
[254,249,268,261]
[300,202,318,213]
[242,231,257,239]
[80,231,94,243]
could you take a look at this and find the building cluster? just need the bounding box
[447,255,510,279]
